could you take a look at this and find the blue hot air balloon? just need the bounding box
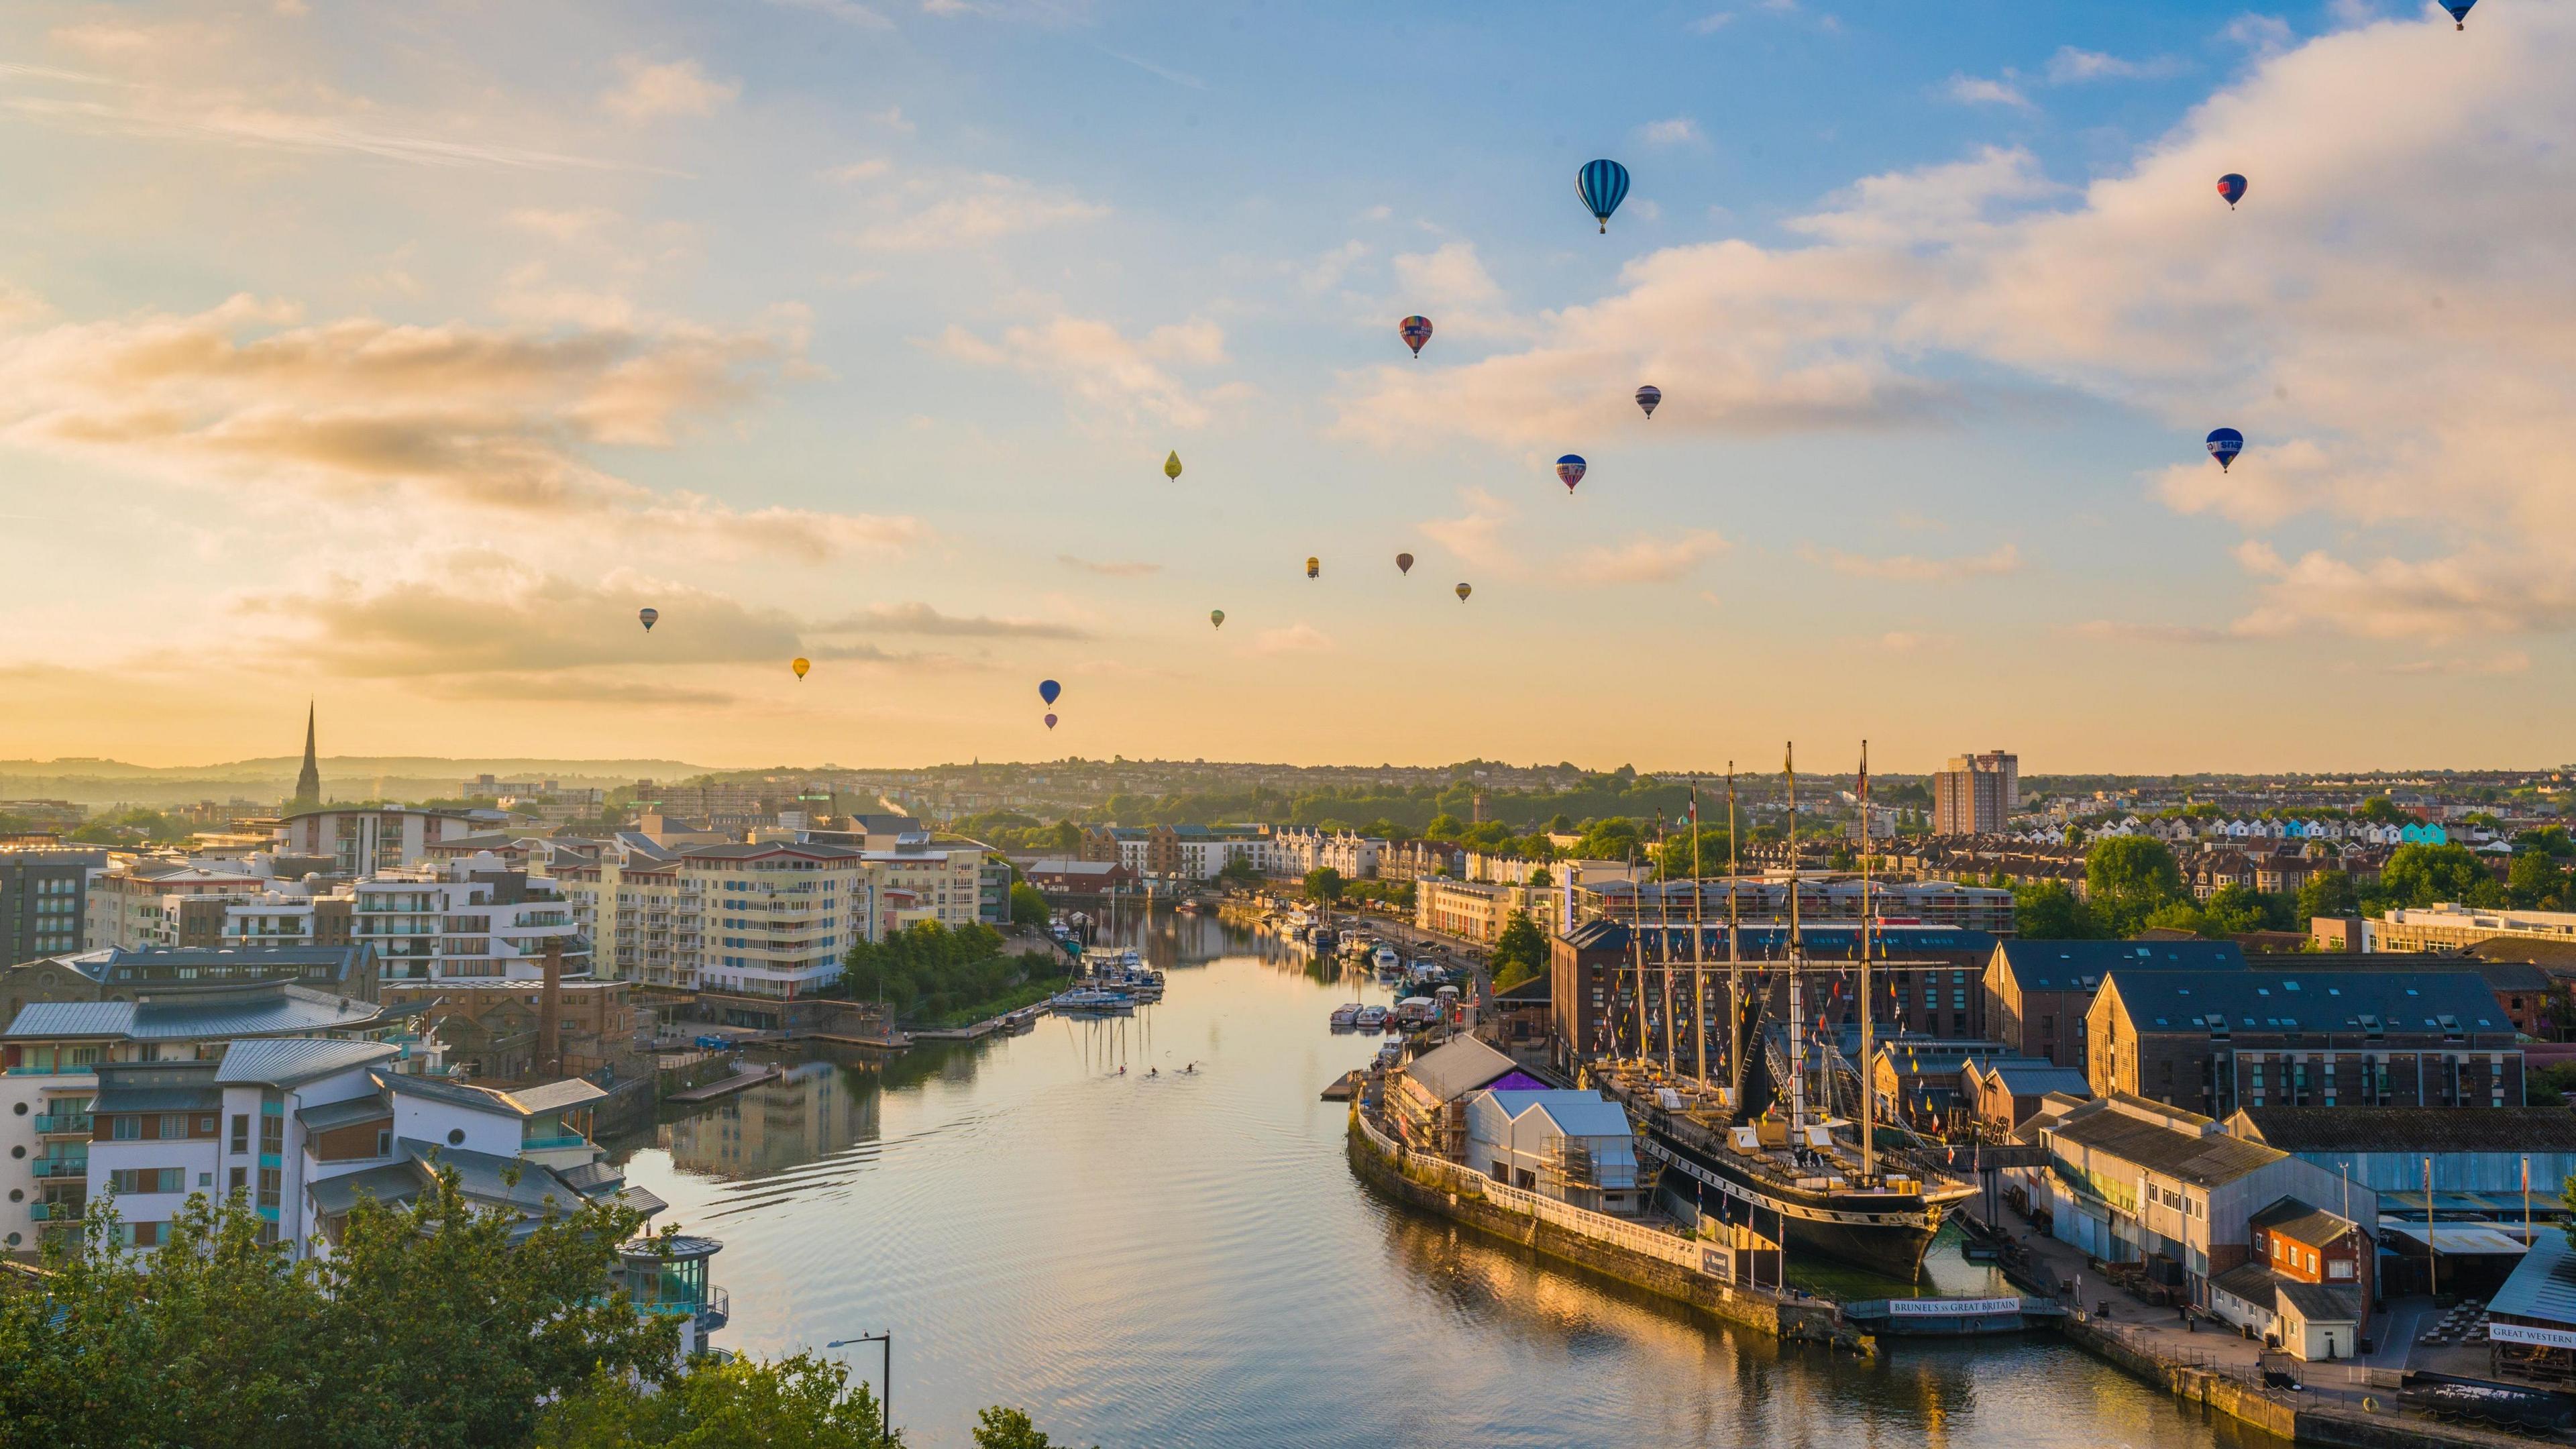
[637,607,658,633]
[1576,160,1630,234]
[1038,679,1061,706]
[1555,455,1587,493]
[2206,427,2245,472]
[2442,0,2473,28]
[2216,173,2248,209]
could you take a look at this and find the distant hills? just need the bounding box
[0,756,719,808]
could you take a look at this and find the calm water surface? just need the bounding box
[611,914,2281,1449]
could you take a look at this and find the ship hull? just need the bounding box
[1636,1128,1953,1282]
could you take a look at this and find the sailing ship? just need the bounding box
[1591,743,1976,1281]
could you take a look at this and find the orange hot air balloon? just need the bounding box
[1305,557,1319,579]
[792,657,811,680]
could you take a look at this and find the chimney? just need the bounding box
[538,937,564,1078]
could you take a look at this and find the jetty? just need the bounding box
[666,1064,782,1104]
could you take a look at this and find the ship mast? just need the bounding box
[1692,780,1707,1088]
[1628,848,1650,1065]
[1786,743,1805,1140]
[1726,764,1743,1111]
[1859,739,1876,1185]
[1658,817,1676,1077]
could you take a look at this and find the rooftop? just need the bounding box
[2491,1232,2576,1328]
[2226,1106,2576,1154]
[213,1036,399,1089]
[2104,968,2508,1034]
[2049,1097,2290,1187]
[5,985,390,1042]
[1402,1036,1519,1104]
[1994,939,2246,991]
[378,1069,605,1118]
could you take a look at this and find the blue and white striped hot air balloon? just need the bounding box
[1577,159,1630,234]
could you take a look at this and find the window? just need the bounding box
[109,1167,184,1195]
[113,1116,140,1141]
[231,1114,250,1152]
[257,1167,280,1211]
[229,1166,247,1197]
[260,1115,283,1155]
[159,1113,189,1139]
[130,1221,162,1248]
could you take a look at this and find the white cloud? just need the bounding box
[849,173,1106,250]
[507,207,621,242]
[600,57,739,123]
[934,315,1230,427]
[1877,631,1958,651]
[765,0,895,26]
[1686,13,1736,34]
[1567,531,1731,585]
[1640,117,1705,146]
[823,159,892,184]
[1801,542,2021,582]
[2230,542,2576,643]
[812,602,1087,639]
[1251,623,1332,655]
[2221,13,2296,52]
[1420,487,1519,570]
[1059,554,1160,578]
[1945,74,2035,110]
[2043,46,2186,84]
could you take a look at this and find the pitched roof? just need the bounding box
[2278,1281,2365,1324]
[297,1093,395,1131]
[2227,1106,2576,1153]
[1481,1089,1634,1140]
[2491,1232,2576,1328]
[1402,1036,1518,1104]
[213,1037,398,1089]
[1994,940,2246,991]
[1982,1063,2094,1099]
[2257,1200,2359,1250]
[2049,1102,2289,1187]
[2102,968,2507,1034]
[2210,1261,2283,1306]
[379,1069,604,1118]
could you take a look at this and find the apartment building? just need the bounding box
[555,835,690,989]
[859,841,987,932]
[678,843,869,1000]
[213,855,589,985]
[1272,827,1383,880]
[272,806,482,874]
[3,945,379,1023]
[84,856,274,951]
[2366,904,2576,955]
[1933,750,2019,836]
[1079,824,1280,881]
[1,845,103,965]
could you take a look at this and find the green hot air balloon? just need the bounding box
[1210,609,1224,629]
[1164,451,1184,480]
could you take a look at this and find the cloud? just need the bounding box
[2378,651,2529,677]
[1640,117,1705,146]
[2043,46,2186,83]
[1801,542,2021,582]
[1096,46,1205,89]
[812,602,1089,639]
[1391,242,1503,307]
[1059,554,1161,577]
[2229,542,2576,644]
[1566,530,1731,585]
[934,314,1229,427]
[1877,631,1957,651]
[1944,74,2035,110]
[1250,623,1332,655]
[1420,487,1519,570]
[822,159,892,184]
[847,173,1107,250]
[507,208,621,242]
[2221,13,2296,52]
[764,0,895,26]
[2062,620,2251,645]
[1686,13,1736,34]
[601,57,739,123]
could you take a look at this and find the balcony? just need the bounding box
[32,1112,92,1136]
[521,1133,591,1151]
[35,1158,89,1179]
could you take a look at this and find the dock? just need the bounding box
[1320,1069,1366,1102]
[910,1003,1049,1041]
[665,1065,781,1103]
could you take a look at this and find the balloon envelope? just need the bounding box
[1555,454,1587,492]
[1210,610,1224,629]
[1577,159,1631,233]
[1455,582,1472,601]
[2443,0,2473,25]
[638,607,658,632]
[1164,451,1183,480]
[1399,316,1433,357]
[2216,173,2248,208]
[1395,552,1413,576]
[2206,427,2245,471]
[1634,385,1660,419]
[792,657,810,679]
[1038,679,1061,706]
[1044,713,1057,730]
[1305,556,1319,578]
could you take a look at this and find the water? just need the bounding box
[611,913,2280,1448]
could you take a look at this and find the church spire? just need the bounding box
[292,701,322,811]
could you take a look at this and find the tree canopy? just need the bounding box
[1491,910,1547,991]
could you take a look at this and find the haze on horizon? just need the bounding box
[1,1,2568,776]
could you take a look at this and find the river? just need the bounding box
[610,911,2281,1449]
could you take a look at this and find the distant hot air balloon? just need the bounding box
[1577,160,1631,233]
[1399,315,1434,358]
[1164,451,1183,480]
[2443,0,2473,28]
[1305,557,1320,579]
[1210,609,1225,629]
[2216,173,2248,209]
[1044,713,1058,730]
[1555,454,1587,492]
[1395,552,1414,576]
[1038,679,1061,706]
[1455,582,1472,602]
[638,607,659,633]
[2206,427,2245,471]
[792,657,811,680]
[1634,384,1661,419]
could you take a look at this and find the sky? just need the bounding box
[0,0,2569,776]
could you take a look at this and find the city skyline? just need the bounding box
[2,1,2569,771]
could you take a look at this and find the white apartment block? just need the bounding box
[861,844,986,932]
[1271,827,1385,880]
[677,843,870,1000]
[211,855,589,984]
[272,806,484,874]
[84,857,273,951]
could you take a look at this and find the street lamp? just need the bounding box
[826,1332,893,1444]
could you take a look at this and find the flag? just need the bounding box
[1688,786,1699,826]
[1856,745,1870,802]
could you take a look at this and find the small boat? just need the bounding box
[1354,1004,1388,1029]
[1329,1003,1363,1028]
[1372,946,1401,975]
[1052,987,1136,1015]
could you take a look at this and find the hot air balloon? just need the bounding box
[1399,315,1434,358]
[1044,713,1058,730]
[1634,384,1660,419]
[1210,609,1225,629]
[1555,454,1587,492]
[2206,427,2245,472]
[2216,173,2248,209]
[1395,552,1414,576]
[1455,582,1472,602]
[1305,557,1319,579]
[1577,160,1630,234]
[638,607,659,633]
[1038,679,1061,706]
[2443,0,2473,27]
[1164,451,1183,480]
[792,657,811,680]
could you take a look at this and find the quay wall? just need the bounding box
[1343,1115,1844,1348]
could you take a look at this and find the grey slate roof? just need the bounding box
[4,1000,138,1038]
[2104,968,2508,1034]
[2210,1261,2282,1306]
[213,1037,398,1088]
[378,1069,604,1119]
[306,1162,422,1217]
[2049,1103,2289,1187]
[2279,1281,2364,1323]
[1982,1063,2094,1099]
[2491,1232,2576,1328]
[1401,1036,1517,1104]
[296,1093,395,1132]
[1996,940,2245,991]
[2228,1106,2576,1153]
[7,985,390,1042]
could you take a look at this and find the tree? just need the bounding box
[2296,869,2361,922]
[1526,866,1552,889]
[2353,796,2409,826]
[1216,855,1262,889]
[1301,867,1344,904]
[540,1353,897,1448]
[1490,910,1548,991]
[2086,837,2182,935]
[1424,814,1466,842]
[2013,881,2105,940]
[2381,842,2502,908]
[972,1407,1097,1449]
[1009,883,1051,928]
[2518,826,2575,858]
[2510,851,2573,910]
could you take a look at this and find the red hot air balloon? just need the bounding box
[1044,712,1058,730]
[1399,316,1433,358]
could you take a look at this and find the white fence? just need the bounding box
[1354,1110,1711,1275]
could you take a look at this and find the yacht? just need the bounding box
[1354,1004,1389,1029]
[1329,1003,1364,1028]
[1372,945,1403,975]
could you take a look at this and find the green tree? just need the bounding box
[2510,851,2573,910]
[1526,866,1552,889]
[972,1407,1097,1449]
[2296,869,2361,922]
[1009,883,1051,928]
[1301,867,1344,904]
[2381,842,2502,908]
[539,1353,897,1449]
[1424,814,1466,842]
[2012,881,2104,940]
[2353,796,2409,826]
[2086,837,2182,934]
[1216,855,1263,889]
[1490,909,1548,991]
[2518,826,2574,857]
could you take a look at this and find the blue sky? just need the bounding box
[0,0,2565,773]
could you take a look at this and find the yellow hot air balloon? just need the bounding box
[1164,451,1183,480]
[1305,556,1319,579]
[792,657,811,680]
[1455,582,1472,602]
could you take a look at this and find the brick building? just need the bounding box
[1984,939,2247,1071]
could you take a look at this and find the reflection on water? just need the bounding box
[608,912,2279,1449]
